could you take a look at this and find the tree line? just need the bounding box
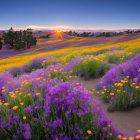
[0,27,37,50]
[65,30,140,37]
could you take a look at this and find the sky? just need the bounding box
[0,0,140,31]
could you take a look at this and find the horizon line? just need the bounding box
[0,25,140,31]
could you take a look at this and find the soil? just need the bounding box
[77,77,140,138]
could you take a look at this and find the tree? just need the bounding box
[105,32,111,37]
[3,27,15,48]
[3,27,37,50]
[23,29,36,48]
[0,38,2,49]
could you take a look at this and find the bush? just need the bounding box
[82,49,109,56]
[106,55,121,64]
[23,61,42,73]
[73,59,110,80]
[97,54,140,111]
[15,42,26,50]
[9,67,23,77]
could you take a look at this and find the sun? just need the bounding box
[55,29,63,40]
[56,29,62,33]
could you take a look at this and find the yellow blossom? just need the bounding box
[20,102,24,105]
[13,106,18,110]
[36,93,40,96]
[23,116,26,120]
[122,137,127,140]
[87,130,92,134]
[4,103,9,106]
[110,93,114,96]
[129,137,134,140]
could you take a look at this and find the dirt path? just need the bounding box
[77,77,140,138]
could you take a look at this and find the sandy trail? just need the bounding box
[77,77,140,138]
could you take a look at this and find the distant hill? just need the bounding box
[34,31,73,40]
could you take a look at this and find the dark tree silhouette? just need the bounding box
[0,38,2,49]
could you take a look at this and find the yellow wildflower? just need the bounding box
[36,93,40,96]
[87,130,92,134]
[110,93,114,96]
[4,103,9,106]
[129,137,134,140]
[23,116,26,120]
[20,102,24,105]
[13,106,18,110]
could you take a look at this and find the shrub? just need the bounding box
[106,55,121,64]
[73,58,110,80]
[9,67,23,77]
[97,54,140,111]
[82,49,109,56]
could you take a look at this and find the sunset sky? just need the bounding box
[0,0,140,31]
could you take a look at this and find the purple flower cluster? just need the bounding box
[0,59,124,139]
[0,71,13,100]
[97,53,140,88]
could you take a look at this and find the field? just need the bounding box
[0,32,140,140]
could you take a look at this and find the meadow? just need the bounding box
[0,32,140,140]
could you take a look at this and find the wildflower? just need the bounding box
[89,91,93,94]
[101,91,105,94]
[87,130,92,134]
[36,78,40,81]
[4,103,9,106]
[23,116,27,120]
[136,86,139,89]
[20,102,24,105]
[36,93,40,96]
[110,93,114,96]
[122,137,127,140]
[129,137,134,140]
[118,135,122,139]
[13,106,18,110]
[137,130,140,133]
[0,102,2,106]
[136,135,140,139]
[2,89,5,92]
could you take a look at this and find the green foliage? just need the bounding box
[3,27,37,50]
[23,61,42,73]
[102,80,140,112]
[9,67,23,77]
[15,42,26,50]
[82,49,109,56]
[106,55,121,64]
[73,59,110,80]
